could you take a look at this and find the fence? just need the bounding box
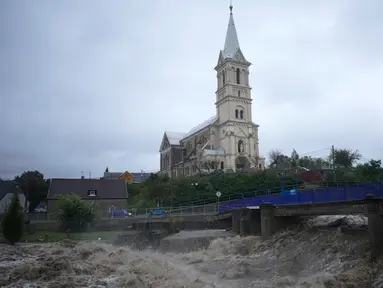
[27,204,218,221]
[173,180,360,208]
[219,181,383,213]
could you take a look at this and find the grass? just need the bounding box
[20,230,123,243]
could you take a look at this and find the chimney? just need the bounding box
[81,171,84,179]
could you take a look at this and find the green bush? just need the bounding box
[2,193,24,244]
[56,194,96,232]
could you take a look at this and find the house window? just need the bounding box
[235,109,239,118]
[236,68,240,84]
[240,110,244,119]
[259,164,262,169]
[220,161,224,170]
[88,189,97,197]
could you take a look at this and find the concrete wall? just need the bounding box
[28,217,226,233]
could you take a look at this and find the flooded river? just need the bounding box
[0,215,382,287]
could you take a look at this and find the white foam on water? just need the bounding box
[0,215,379,287]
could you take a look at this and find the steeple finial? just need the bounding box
[229,0,233,14]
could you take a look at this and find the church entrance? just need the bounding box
[235,156,250,171]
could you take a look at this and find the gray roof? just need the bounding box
[0,180,22,201]
[166,131,185,145]
[103,172,122,179]
[222,8,240,59]
[181,115,218,141]
[130,172,151,183]
[102,171,151,183]
[47,178,127,200]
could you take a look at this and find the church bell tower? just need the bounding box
[214,4,263,171]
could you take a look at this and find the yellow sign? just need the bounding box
[119,171,134,184]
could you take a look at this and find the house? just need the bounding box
[102,167,151,184]
[0,180,27,214]
[159,4,266,178]
[46,178,128,214]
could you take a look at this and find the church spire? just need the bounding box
[223,1,240,59]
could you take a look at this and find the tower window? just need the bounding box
[220,161,224,170]
[235,109,239,118]
[238,90,241,97]
[222,70,226,85]
[240,110,244,119]
[236,68,240,84]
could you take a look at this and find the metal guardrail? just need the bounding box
[219,181,383,213]
[173,181,377,207]
[27,204,218,221]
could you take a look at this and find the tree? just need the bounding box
[331,149,362,168]
[56,194,96,232]
[290,149,299,167]
[355,159,383,181]
[298,156,330,170]
[14,171,49,212]
[202,160,219,173]
[268,149,284,166]
[248,154,263,170]
[2,192,24,245]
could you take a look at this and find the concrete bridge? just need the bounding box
[224,194,383,259]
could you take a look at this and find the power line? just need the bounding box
[299,146,332,157]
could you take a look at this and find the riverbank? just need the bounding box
[1,230,125,243]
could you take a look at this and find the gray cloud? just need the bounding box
[1,0,382,179]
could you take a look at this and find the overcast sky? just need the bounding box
[1,0,382,179]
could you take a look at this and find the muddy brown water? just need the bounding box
[0,215,382,287]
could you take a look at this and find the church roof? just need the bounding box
[182,115,218,141]
[165,131,185,145]
[222,6,240,59]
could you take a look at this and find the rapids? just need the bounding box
[1,215,382,287]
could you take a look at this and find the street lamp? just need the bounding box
[216,191,222,212]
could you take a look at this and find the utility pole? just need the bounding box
[331,145,336,183]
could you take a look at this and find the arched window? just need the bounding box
[235,109,239,118]
[238,140,244,153]
[220,161,224,170]
[236,68,240,84]
[222,70,226,85]
[238,90,241,97]
[164,155,169,169]
[240,110,244,119]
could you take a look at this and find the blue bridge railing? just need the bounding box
[218,181,383,213]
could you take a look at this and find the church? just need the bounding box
[159,5,265,178]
